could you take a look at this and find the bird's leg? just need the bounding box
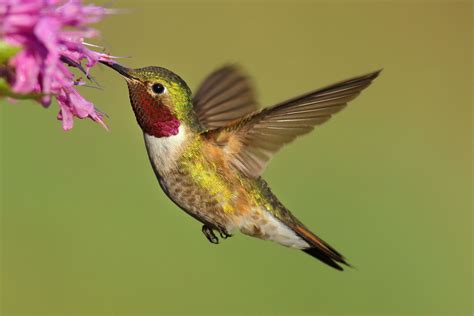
[202,225,219,244]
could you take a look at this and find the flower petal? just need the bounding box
[2,0,116,130]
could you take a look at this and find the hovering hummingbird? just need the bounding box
[101,61,380,270]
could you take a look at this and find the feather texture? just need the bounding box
[193,65,259,130]
[209,70,381,178]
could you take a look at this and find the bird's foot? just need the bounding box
[202,225,219,244]
[219,230,232,239]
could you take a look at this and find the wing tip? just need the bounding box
[354,68,383,84]
[369,68,383,79]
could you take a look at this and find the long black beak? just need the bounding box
[99,60,136,80]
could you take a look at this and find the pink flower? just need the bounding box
[0,0,115,130]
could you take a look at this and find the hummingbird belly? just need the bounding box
[145,131,308,248]
[145,130,248,233]
[156,166,238,233]
[158,168,309,249]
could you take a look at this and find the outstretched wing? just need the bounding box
[193,65,259,130]
[207,70,381,178]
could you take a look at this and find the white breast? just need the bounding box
[144,125,187,175]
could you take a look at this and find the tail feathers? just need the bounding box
[293,225,350,271]
[302,248,347,271]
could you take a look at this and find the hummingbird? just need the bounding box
[101,61,380,270]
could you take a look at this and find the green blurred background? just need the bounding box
[1,1,472,315]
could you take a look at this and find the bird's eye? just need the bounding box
[151,83,166,94]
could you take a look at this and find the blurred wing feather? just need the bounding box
[193,65,259,130]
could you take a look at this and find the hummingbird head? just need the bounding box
[101,62,197,137]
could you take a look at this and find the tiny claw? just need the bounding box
[219,230,232,239]
[202,225,219,244]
